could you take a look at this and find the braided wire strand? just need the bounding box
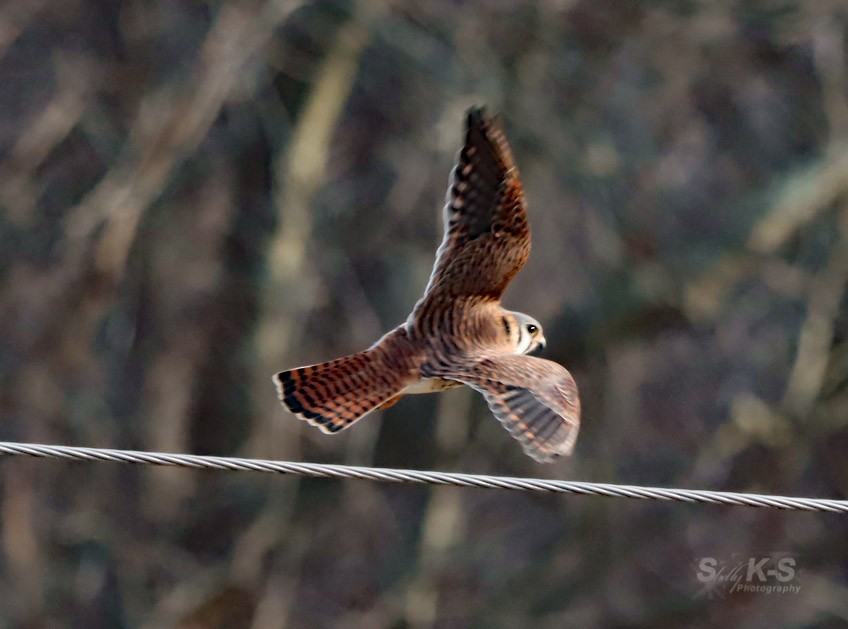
[0,441,846,512]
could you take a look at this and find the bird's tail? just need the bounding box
[273,350,407,433]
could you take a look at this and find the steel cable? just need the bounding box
[0,441,846,512]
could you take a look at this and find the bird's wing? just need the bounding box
[437,354,580,462]
[412,107,530,321]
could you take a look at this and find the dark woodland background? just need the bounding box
[2,0,848,626]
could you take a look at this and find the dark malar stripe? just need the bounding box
[501,315,511,340]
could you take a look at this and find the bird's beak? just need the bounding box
[531,337,546,354]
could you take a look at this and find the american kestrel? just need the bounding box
[274,107,580,462]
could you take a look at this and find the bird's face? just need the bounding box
[504,310,546,355]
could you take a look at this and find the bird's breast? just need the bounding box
[401,378,464,395]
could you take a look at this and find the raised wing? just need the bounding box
[436,354,580,462]
[414,107,530,317]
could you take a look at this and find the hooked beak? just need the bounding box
[531,337,546,355]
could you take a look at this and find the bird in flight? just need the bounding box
[274,107,580,462]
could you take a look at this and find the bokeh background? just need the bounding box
[2,0,848,626]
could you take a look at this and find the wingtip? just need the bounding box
[466,105,493,130]
[462,106,514,172]
[523,433,575,463]
[526,448,557,464]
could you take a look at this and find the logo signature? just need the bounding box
[695,554,801,597]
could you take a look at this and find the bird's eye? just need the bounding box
[526,324,538,334]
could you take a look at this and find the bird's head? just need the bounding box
[503,310,546,355]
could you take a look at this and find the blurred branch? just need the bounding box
[248,12,372,460]
[140,164,237,518]
[64,0,302,280]
[0,54,92,223]
[685,145,848,322]
[234,11,374,628]
[142,565,232,629]
[748,145,848,255]
[401,388,473,628]
[684,252,758,322]
[813,18,848,142]
[403,488,467,628]
[254,16,372,367]
[0,466,43,613]
[782,210,848,417]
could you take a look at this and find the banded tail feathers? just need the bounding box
[273,350,409,433]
